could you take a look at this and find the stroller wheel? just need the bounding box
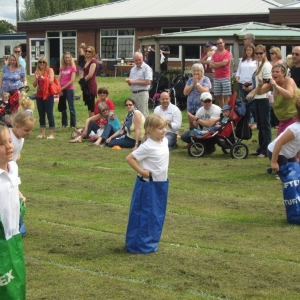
[188,141,206,157]
[230,142,248,159]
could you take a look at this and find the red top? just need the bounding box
[94,98,115,125]
[212,50,232,79]
[83,58,98,97]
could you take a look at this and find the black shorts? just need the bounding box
[83,93,95,112]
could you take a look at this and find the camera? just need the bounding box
[263,78,270,83]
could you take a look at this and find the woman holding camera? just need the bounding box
[256,63,297,136]
[246,45,272,158]
[235,43,257,127]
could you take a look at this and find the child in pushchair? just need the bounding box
[188,93,250,159]
[0,89,24,127]
[190,104,231,138]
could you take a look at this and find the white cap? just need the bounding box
[200,92,213,101]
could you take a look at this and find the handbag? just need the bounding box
[277,161,300,224]
[49,77,61,95]
[125,175,169,254]
[0,218,26,300]
[58,94,67,112]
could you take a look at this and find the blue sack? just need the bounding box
[277,162,300,224]
[125,175,169,254]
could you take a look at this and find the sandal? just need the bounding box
[47,136,54,140]
[36,135,45,139]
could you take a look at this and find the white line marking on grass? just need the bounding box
[25,256,232,300]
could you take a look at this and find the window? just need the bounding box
[101,29,134,59]
[162,27,200,60]
[4,45,11,55]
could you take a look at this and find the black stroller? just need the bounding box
[169,74,190,111]
[148,72,169,109]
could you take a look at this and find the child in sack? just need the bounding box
[0,125,26,298]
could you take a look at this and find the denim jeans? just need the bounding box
[255,99,271,156]
[36,96,55,129]
[238,83,256,123]
[165,132,177,151]
[62,89,76,127]
[107,134,136,148]
[87,122,115,140]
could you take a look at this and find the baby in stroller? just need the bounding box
[190,104,231,138]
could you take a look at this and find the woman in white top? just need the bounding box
[247,45,272,158]
[235,43,257,127]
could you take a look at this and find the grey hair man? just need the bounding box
[243,34,255,46]
[125,52,152,117]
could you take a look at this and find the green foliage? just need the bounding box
[0,20,14,34]
[20,0,119,21]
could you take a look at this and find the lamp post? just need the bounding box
[16,0,19,23]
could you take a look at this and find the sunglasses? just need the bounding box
[14,51,21,54]
[203,100,212,103]
[292,52,300,56]
[85,50,92,53]
[255,52,264,55]
[39,61,46,64]
[101,108,109,112]
[99,92,107,94]
[125,104,133,107]
[270,52,275,55]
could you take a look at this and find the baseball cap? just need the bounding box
[205,41,213,47]
[200,92,212,101]
[222,105,232,111]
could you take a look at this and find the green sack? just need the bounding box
[0,219,26,300]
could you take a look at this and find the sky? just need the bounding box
[0,0,25,26]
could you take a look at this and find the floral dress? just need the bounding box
[1,64,25,94]
[186,76,211,114]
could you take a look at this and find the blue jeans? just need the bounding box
[87,122,115,140]
[107,134,136,148]
[255,99,271,156]
[36,96,55,129]
[62,89,76,127]
[239,83,256,123]
[166,132,177,151]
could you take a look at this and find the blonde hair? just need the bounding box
[255,45,268,75]
[85,46,96,58]
[144,114,167,136]
[19,92,35,111]
[0,125,10,146]
[12,110,34,127]
[270,47,282,59]
[286,54,293,68]
[2,92,10,99]
[80,43,86,49]
[60,52,76,69]
[9,54,21,68]
[36,56,49,71]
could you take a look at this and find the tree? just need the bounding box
[0,20,14,33]
[20,0,119,21]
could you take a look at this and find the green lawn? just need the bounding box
[16,76,300,300]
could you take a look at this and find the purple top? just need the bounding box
[1,64,25,94]
[83,58,97,97]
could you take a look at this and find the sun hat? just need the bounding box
[221,105,232,111]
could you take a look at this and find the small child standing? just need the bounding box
[0,125,26,299]
[191,104,231,137]
[125,114,169,253]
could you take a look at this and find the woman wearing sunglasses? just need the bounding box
[81,46,97,117]
[246,45,272,158]
[69,102,120,145]
[105,98,145,150]
[33,56,55,139]
[256,63,297,137]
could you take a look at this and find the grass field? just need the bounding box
[16,75,300,300]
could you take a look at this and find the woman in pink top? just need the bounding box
[58,53,77,128]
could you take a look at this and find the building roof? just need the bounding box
[20,0,282,23]
[138,22,300,45]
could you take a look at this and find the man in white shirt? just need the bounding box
[154,92,182,150]
[126,52,152,118]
